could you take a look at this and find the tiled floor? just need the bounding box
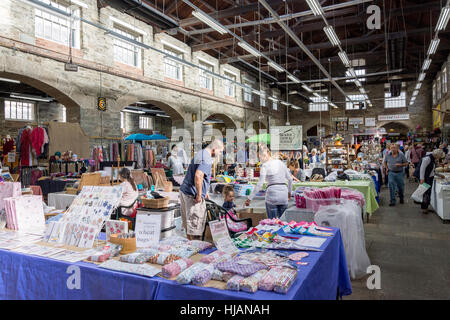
[346,180,450,300]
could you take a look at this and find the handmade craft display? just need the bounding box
[0,182,21,211]
[176,262,208,284]
[191,264,215,286]
[240,269,269,293]
[227,275,245,291]
[167,245,199,258]
[105,220,128,240]
[161,258,194,278]
[258,267,285,291]
[88,243,123,262]
[186,240,213,251]
[237,250,288,266]
[3,195,45,233]
[211,268,224,281]
[99,259,160,278]
[273,267,298,294]
[216,258,268,277]
[288,252,309,261]
[45,186,123,248]
[136,248,160,256]
[200,250,227,264]
[120,252,149,264]
[148,252,180,265]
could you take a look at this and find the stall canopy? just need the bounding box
[124,133,152,141]
[148,134,169,141]
[246,133,271,144]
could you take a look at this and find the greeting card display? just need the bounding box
[0,182,21,211]
[3,195,45,233]
[45,186,123,248]
[105,220,128,240]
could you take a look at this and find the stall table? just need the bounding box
[35,178,77,196]
[430,174,450,223]
[0,228,351,300]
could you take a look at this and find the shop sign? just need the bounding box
[270,126,302,150]
[349,118,364,125]
[209,220,239,254]
[365,117,376,127]
[97,97,106,111]
[332,117,348,122]
[135,213,161,247]
[378,114,409,121]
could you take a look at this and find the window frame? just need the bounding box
[224,72,236,98]
[346,94,366,110]
[308,96,329,112]
[139,116,153,130]
[4,99,35,121]
[198,60,214,90]
[384,91,406,109]
[243,84,253,102]
[164,46,183,81]
[113,25,142,68]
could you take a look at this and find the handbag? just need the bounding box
[410,183,431,203]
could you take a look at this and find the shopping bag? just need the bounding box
[410,183,431,203]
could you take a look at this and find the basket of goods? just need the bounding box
[109,232,136,254]
[141,191,170,209]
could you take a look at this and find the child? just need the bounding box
[222,185,236,210]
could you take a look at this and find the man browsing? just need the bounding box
[383,143,408,206]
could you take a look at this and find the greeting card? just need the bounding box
[105,220,128,240]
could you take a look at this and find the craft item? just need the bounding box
[227,275,244,291]
[167,245,198,258]
[289,252,309,261]
[109,234,136,254]
[274,268,298,294]
[191,264,215,286]
[4,195,45,233]
[221,271,235,282]
[186,240,213,251]
[200,250,227,264]
[161,258,194,278]
[176,262,208,284]
[148,252,180,265]
[135,213,161,247]
[105,220,128,240]
[216,258,268,277]
[160,235,188,246]
[211,268,224,281]
[120,252,149,264]
[135,248,159,256]
[88,243,122,262]
[240,269,269,293]
[99,259,160,278]
[258,267,285,291]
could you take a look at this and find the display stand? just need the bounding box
[325,144,350,171]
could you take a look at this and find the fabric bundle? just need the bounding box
[211,268,224,281]
[303,187,342,212]
[4,195,45,232]
[200,250,227,264]
[119,252,149,264]
[258,267,285,291]
[216,258,268,277]
[227,275,245,291]
[240,269,269,293]
[168,245,199,258]
[176,262,208,284]
[88,243,122,262]
[161,258,194,278]
[273,268,298,294]
[340,188,365,208]
[148,252,180,265]
[191,264,215,286]
[187,240,213,251]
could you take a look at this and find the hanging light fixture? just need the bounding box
[268,61,285,72]
[323,25,340,46]
[305,0,324,16]
[237,41,262,57]
[435,6,450,31]
[192,10,228,34]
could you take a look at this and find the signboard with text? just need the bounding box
[365,118,376,127]
[135,213,161,247]
[378,114,409,121]
[270,125,302,150]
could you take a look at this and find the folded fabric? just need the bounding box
[176,262,208,284]
[161,258,194,278]
[238,251,288,267]
[119,252,149,264]
[227,275,244,291]
[87,243,122,262]
[148,252,180,265]
[221,271,235,282]
[240,269,269,293]
[168,245,199,258]
[88,251,111,262]
[211,268,224,281]
[191,264,215,286]
[136,248,159,256]
[216,258,268,277]
[274,267,298,294]
[258,267,285,291]
[186,240,213,251]
[289,252,309,261]
[200,250,227,264]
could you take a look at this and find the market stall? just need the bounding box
[430,172,450,223]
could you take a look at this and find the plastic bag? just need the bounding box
[410,183,431,203]
[314,201,370,279]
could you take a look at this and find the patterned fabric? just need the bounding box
[221,210,248,233]
[258,267,284,291]
[232,237,254,248]
[200,250,227,264]
[191,264,215,286]
[88,243,122,262]
[274,268,298,294]
[161,258,194,278]
[99,259,160,277]
[186,240,213,251]
[168,245,199,258]
[289,252,309,261]
[119,252,149,264]
[216,258,268,277]
[238,251,288,267]
[227,275,244,291]
[211,268,224,281]
[136,248,159,256]
[176,262,208,284]
[241,269,268,293]
[148,252,180,265]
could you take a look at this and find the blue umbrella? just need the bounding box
[148,134,169,141]
[124,133,152,141]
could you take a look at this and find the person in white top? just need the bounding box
[245,146,293,219]
[167,145,185,176]
[119,168,139,216]
[177,143,189,168]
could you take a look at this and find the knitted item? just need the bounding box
[148,252,180,265]
[240,269,268,293]
[120,252,149,264]
[200,250,227,264]
[191,264,215,286]
[227,275,244,291]
[274,268,298,294]
[216,258,268,277]
[161,258,194,278]
[176,262,208,284]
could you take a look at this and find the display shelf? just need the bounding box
[325,144,350,171]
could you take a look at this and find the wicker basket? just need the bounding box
[109,234,136,254]
[141,196,170,209]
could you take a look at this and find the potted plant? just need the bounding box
[333,134,344,146]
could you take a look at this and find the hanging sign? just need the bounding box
[270,126,302,150]
[135,213,161,247]
[97,97,107,111]
[348,118,364,125]
[365,117,376,127]
[378,114,410,121]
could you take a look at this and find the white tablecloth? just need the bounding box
[47,192,76,210]
[431,175,450,221]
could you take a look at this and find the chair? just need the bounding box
[202,200,252,240]
[312,167,326,178]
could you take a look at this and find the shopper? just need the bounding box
[415,149,445,214]
[319,147,327,164]
[222,185,236,211]
[119,168,139,216]
[177,142,189,168]
[404,145,411,179]
[245,146,293,219]
[309,148,320,166]
[288,159,306,182]
[384,144,408,206]
[167,145,184,176]
[179,139,224,240]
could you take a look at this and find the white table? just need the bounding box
[431,174,450,222]
[47,192,76,210]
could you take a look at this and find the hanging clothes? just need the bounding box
[2,138,15,155]
[20,128,33,166]
[31,126,45,157]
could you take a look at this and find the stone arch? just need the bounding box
[378,121,411,134]
[203,113,237,129]
[0,71,81,111]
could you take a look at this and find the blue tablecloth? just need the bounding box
[0,228,351,300]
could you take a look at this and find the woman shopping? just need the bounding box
[245,146,293,219]
[167,145,185,176]
[118,168,139,218]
